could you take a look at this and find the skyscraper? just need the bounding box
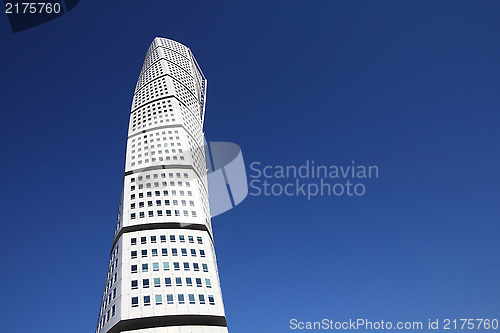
[95,37,229,333]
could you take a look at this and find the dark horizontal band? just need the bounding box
[124,164,195,176]
[111,222,212,255]
[107,314,227,333]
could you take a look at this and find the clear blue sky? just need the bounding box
[0,1,499,332]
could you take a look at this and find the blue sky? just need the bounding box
[0,1,499,332]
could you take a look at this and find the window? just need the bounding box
[172,248,178,256]
[188,294,195,304]
[160,235,166,242]
[148,211,153,217]
[186,277,193,286]
[165,277,172,287]
[154,278,161,287]
[152,249,158,257]
[179,235,185,242]
[199,295,205,304]
[132,297,138,307]
[170,235,176,242]
[175,277,182,286]
[142,264,148,272]
[196,278,202,287]
[175,210,180,216]
[131,251,137,259]
[153,262,159,271]
[130,213,136,219]
[178,294,185,304]
[131,238,137,245]
[188,236,194,243]
[141,237,147,244]
[131,280,138,289]
[151,236,157,243]
[193,263,199,271]
[131,265,137,273]
[208,295,215,305]
[141,250,147,257]
[113,288,116,298]
[190,249,196,257]
[155,294,162,305]
[173,262,180,270]
[147,191,152,197]
[181,248,187,256]
[139,212,145,218]
[157,210,163,216]
[143,279,149,288]
[112,305,116,316]
[161,248,168,256]
[144,296,151,306]
[202,264,208,272]
[200,250,206,257]
[197,237,203,244]
[166,210,172,216]
[167,294,173,304]
[205,279,211,288]
[183,262,190,271]
[163,262,170,271]
[139,202,144,208]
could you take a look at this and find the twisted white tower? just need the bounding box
[96,37,228,333]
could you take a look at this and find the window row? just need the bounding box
[130,210,197,218]
[131,262,208,273]
[130,199,194,208]
[131,294,215,307]
[131,172,188,181]
[132,277,211,289]
[130,190,193,200]
[131,235,203,244]
[130,130,179,144]
[130,181,190,190]
[131,248,206,258]
[130,155,184,166]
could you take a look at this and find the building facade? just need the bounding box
[95,37,229,333]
